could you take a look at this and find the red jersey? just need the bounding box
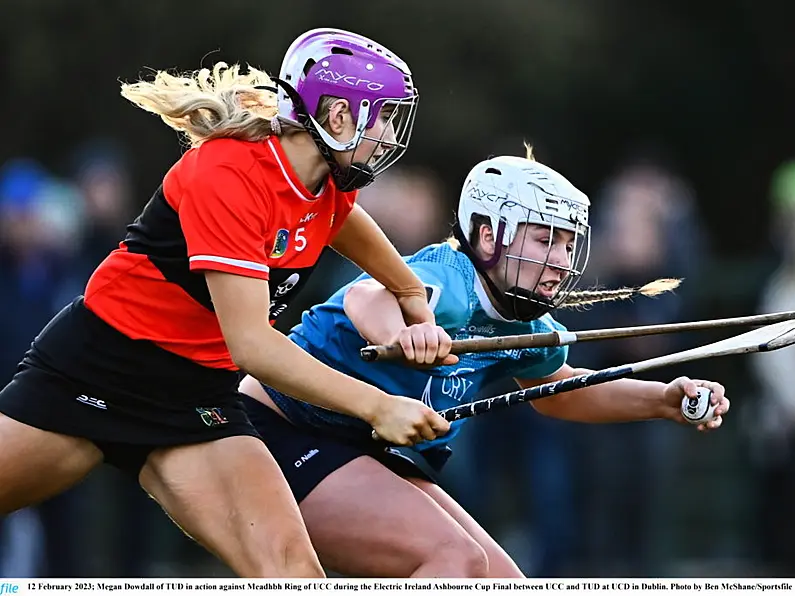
[84,136,356,370]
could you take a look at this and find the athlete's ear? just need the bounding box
[325,99,351,137]
[478,224,496,260]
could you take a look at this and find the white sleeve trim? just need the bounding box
[189,255,270,272]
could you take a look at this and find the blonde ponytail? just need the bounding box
[560,278,682,309]
[120,62,280,146]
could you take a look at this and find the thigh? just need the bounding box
[409,477,525,578]
[299,455,482,577]
[0,413,102,513]
[139,435,323,578]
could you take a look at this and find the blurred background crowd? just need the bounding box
[2,0,795,579]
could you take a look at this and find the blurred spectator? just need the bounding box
[69,139,135,270]
[0,157,86,402]
[748,158,795,575]
[557,149,709,575]
[356,166,449,255]
[0,158,86,577]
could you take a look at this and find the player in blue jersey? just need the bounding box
[240,147,731,578]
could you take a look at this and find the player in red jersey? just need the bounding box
[0,29,449,577]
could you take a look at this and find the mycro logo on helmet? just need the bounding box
[315,69,385,91]
[558,198,589,225]
[468,184,509,203]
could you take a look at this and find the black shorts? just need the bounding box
[0,297,260,476]
[244,395,450,503]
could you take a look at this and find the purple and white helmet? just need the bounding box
[276,28,418,191]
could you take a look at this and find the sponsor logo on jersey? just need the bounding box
[460,324,497,336]
[421,368,476,405]
[299,212,318,223]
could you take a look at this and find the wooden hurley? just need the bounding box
[359,310,795,363]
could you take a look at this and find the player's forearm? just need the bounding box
[233,325,386,421]
[344,282,407,345]
[331,205,425,298]
[527,372,673,423]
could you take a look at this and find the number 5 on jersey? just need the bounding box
[271,227,307,258]
[295,227,307,252]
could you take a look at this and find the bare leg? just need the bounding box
[140,435,324,578]
[0,414,103,513]
[300,456,489,577]
[409,477,525,577]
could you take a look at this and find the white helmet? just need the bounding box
[455,155,591,320]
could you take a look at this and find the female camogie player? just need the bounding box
[241,147,731,578]
[0,28,450,577]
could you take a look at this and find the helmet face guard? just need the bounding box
[355,94,417,178]
[456,206,590,321]
[498,203,590,321]
[276,29,418,191]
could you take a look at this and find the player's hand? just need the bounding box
[389,323,459,366]
[664,377,730,432]
[369,394,451,446]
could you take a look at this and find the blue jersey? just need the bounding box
[268,242,569,452]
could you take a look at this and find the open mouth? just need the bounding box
[536,280,560,298]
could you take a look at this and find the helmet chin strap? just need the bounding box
[502,286,555,322]
[261,79,375,192]
[452,222,555,322]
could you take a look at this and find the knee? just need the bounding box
[457,539,490,578]
[249,559,324,579]
[429,535,489,578]
[278,539,325,578]
[281,558,325,579]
